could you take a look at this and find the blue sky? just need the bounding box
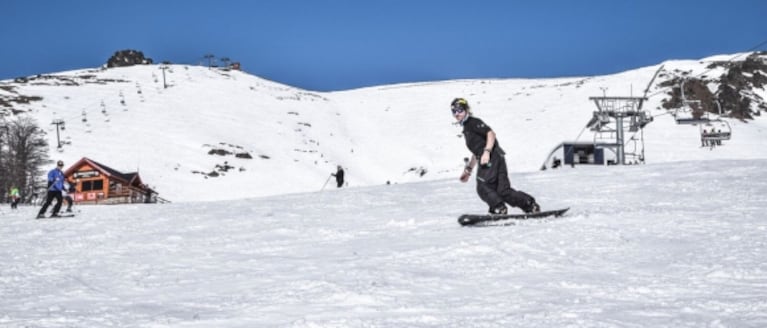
[2,0,766,91]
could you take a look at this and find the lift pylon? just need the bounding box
[586,96,652,165]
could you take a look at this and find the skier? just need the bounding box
[62,181,75,213]
[451,98,540,214]
[9,186,20,209]
[37,160,66,218]
[331,165,345,188]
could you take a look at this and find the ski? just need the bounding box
[458,208,569,226]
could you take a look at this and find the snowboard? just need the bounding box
[36,213,75,219]
[458,208,569,226]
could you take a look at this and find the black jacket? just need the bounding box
[333,169,344,182]
[462,116,502,157]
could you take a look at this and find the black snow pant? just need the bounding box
[38,190,63,217]
[475,150,536,212]
[64,195,73,211]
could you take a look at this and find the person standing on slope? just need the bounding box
[9,186,21,210]
[37,160,66,218]
[452,98,540,214]
[332,165,345,188]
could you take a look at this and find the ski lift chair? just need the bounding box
[700,120,732,145]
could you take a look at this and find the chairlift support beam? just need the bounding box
[51,119,65,149]
[587,96,650,165]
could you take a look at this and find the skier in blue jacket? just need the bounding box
[37,160,66,218]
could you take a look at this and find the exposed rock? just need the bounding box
[107,49,153,68]
[661,52,767,120]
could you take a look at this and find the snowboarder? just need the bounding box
[37,160,66,218]
[451,98,540,214]
[331,165,345,188]
[9,186,20,209]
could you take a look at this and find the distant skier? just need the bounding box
[332,165,345,188]
[451,98,540,214]
[37,160,66,218]
[9,186,20,210]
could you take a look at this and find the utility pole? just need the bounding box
[204,54,215,68]
[600,87,608,98]
[160,65,168,89]
[51,119,65,149]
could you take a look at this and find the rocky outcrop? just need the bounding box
[106,49,153,68]
[660,52,767,120]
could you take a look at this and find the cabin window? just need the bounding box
[81,180,104,191]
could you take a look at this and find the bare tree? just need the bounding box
[0,122,9,201]
[2,117,50,203]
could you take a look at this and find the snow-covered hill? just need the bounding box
[1,53,766,202]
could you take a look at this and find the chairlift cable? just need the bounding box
[573,123,589,142]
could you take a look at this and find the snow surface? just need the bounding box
[1,159,766,327]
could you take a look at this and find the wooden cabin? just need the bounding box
[63,157,158,204]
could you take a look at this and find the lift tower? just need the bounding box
[586,96,652,165]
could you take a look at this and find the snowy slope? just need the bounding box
[1,159,765,327]
[1,54,766,203]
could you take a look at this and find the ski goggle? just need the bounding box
[451,98,469,114]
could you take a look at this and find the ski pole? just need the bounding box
[320,174,332,191]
